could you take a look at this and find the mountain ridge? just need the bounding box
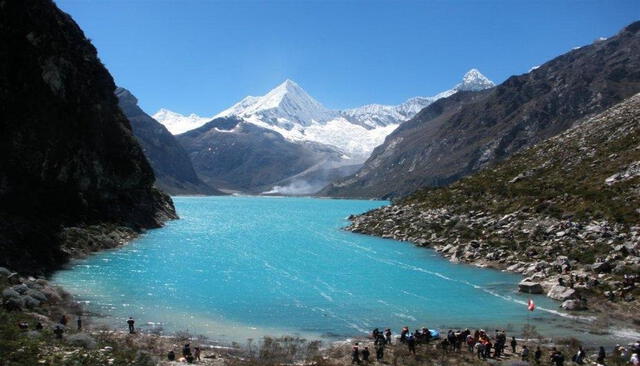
[346,92,640,315]
[320,21,640,199]
[153,68,494,134]
[116,87,223,195]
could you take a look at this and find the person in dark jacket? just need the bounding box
[351,345,361,365]
[510,336,517,353]
[550,348,565,366]
[127,317,135,333]
[407,334,416,355]
[375,343,384,361]
[522,345,530,361]
[534,346,542,364]
[182,343,192,358]
[573,346,585,364]
[362,347,370,363]
[54,325,64,339]
[597,346,606,364]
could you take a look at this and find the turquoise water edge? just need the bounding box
[52,196,616,344]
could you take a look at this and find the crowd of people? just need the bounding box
[348,326,640,365]
[13,315,640,365]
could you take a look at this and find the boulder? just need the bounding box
[11,284,28,294]
[561,299,586,311]
[592,261,612,273]
[22,295,40,308]
[518,280,543,294]
[25,289,47,303]
[3,296,24,310]
[40,287,62,303]
[0,267,12,277]
[547,285,576,301]
[1,288,20,299]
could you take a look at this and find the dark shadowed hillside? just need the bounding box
[322,21,640,199]
[116,87,223,195]
[0,0,176,274]
[177,117,345,193]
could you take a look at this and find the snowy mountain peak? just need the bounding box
[152,108,212,134]
[343,69,495,128]
[215,79,337,128]
[457,68,495,91]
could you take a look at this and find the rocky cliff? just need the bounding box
[0,0,177,274]
[116,87,222,195]
[322,21,640,199]
[348,94,640,315]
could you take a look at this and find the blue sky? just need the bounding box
[56,0,638,116]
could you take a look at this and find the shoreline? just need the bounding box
[346,204,640,329]
[2,267,638,365]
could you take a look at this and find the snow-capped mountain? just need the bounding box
[212,79,398,161]
[155,69,494,194]
[154,69,495,162]
[152,108,212,134]
[342,69,495,128]
[216,79,339,128]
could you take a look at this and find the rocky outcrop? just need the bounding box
[346,93,640,311]
[116,87,222,195]
[0,0,177,274]
[518,280,543,294]
[322,21,640,199]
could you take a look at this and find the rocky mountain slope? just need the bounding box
[322,22,640,199]
[177,117,345,193]
[0,0,177,274]
[116,87,222,195]
[348,93,640,314]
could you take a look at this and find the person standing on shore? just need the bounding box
[534,346,542,364]
[194,347,201,361]
[573,346,585,364]
[54,325,64,339]
[597,346,606,364]
[522,345,530,362]
[76,316,82,331]
[351,345,360,365]
[375,342,384,361]
[407,333,416,355]
[182,343,192,358]
[400,327,408,344]
[362,347,370,363]
[466,333,475,352]
[127,317,135,334]
[550,348,565,366]
[384,328,392,345]
[510,336,517,354]
[60,315,68,326]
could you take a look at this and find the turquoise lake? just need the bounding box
[52,196,606,343]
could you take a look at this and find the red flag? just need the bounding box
[527,299,536,311]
